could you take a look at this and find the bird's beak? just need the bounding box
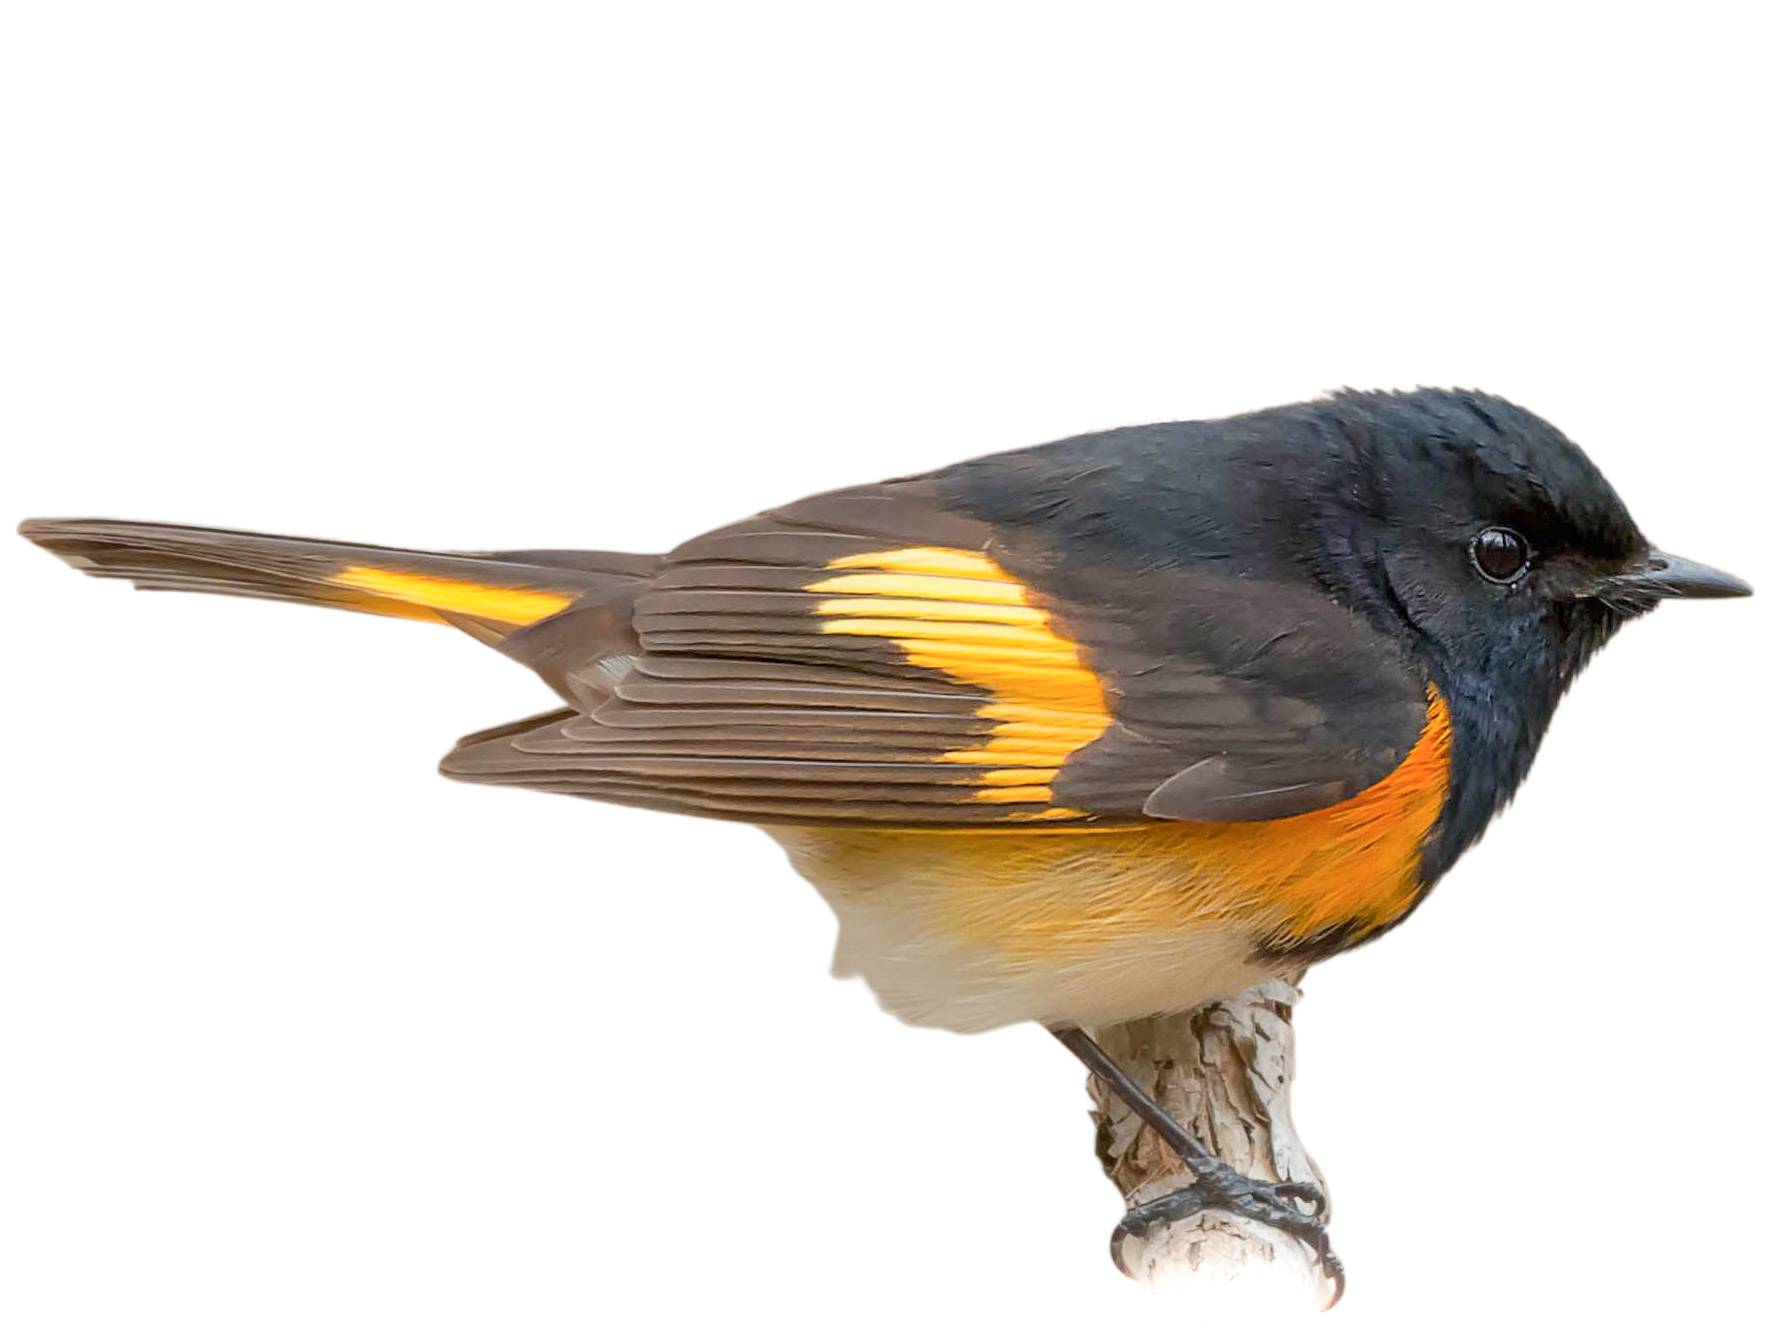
[1603,549,1753,602]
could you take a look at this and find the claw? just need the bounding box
[1111,1172,1343,1304]
[1319,1247,1347,1310]
[1270,1179,1327,1214]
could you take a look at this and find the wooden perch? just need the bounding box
[1084,975,1340,1309]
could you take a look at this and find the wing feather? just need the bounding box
[442,476,1430,827]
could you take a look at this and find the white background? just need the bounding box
[3,5,1767,1326]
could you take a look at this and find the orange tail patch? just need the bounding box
[327,566,577,626]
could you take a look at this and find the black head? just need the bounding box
[934,386,1747,879]
[1303,388,1750,874]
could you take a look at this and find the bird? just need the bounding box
[18,387,1752,1289]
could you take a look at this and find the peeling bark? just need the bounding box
[1085,975,1338,1308]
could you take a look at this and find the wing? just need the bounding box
[442,475,1431,826]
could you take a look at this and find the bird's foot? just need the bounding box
[1113,1164,1344,1305]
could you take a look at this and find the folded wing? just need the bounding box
[443,478,1432,827]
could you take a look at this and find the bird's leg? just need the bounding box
[1049,1025,1342,1297]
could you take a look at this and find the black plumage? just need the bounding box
[20,387,1749,891]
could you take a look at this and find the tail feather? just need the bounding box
[19,518,659,634]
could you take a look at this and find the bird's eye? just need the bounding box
[1470,527,1531,584]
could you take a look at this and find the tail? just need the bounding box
[19,517,661,693]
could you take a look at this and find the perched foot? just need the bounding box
[1049,1024,1342,1304]
[1113,1165,1344,1306]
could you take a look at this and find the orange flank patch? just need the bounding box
[328,566,576,627]
[1169,685,1454,945]
[805,547,1113,812]
[794,544,1455,957]
[790,688,1454,962]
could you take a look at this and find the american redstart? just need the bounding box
[18,387,1751,1289]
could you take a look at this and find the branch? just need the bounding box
[1084,976,1339,1309]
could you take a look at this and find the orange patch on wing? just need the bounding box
[823,548,1021,580]
[807,546,1113,813]
[971,784,1056,804]
[802,571,1030,607]
[328,566,575,626]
